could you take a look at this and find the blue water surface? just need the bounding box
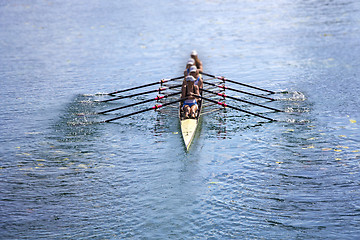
[1,0,360,239]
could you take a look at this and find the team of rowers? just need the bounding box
[181,50,203,119]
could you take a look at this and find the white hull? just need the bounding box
[179,98,203,151]
[180,118,198,150]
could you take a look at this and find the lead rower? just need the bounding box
[181,75,200,119]
[190,50,203,72]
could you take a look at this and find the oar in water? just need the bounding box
[203,81,275,101]
[97,84,182,103]
[102,98,186,123]
[198,95,276,122]
[200,88,283,112]
[106,76,184,96]
[200,72,275,94]
[97,91,181,114]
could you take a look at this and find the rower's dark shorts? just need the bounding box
[183,101,197,108]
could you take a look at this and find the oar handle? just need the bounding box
[200,72,275,94]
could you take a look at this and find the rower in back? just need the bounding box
[190,50,203,72]
[181,75,200,119]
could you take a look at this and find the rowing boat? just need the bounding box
[179,92,203,151]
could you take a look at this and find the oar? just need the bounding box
[102,98,186,123]
[97,91,181,114]
[98,84,182,103]
[200,88,283,112]
[200,72,275,94]
[203,81,275,101]
[106,76,184,95]
[198,95,276,122]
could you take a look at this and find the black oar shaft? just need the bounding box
[108,82,158,95]
[104,108,154,123]
[107,76,183,95]
[199,95,276,121]
[98,91,181,114]
[203,81,275,101]
[200,72,275,94]
[101,89,159,103]
[200,88,283,112]
[100,84,182,103]
[103,98,185,123]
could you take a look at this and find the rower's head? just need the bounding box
[185,75,196,84]
[191,50,198,59]
[186,58,195,68]
[190,65,197,77]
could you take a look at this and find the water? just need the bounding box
[1,0,360,239]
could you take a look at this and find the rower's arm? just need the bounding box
[194,85,200,100]
[181,79,186,98]
[198,61,203,72]
[181,85,186,99]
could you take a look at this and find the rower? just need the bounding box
[184,58,195,76]
[181,65,202,99]
[181,58,195,96]
[181,75,200,119]
[189,65,203,90]
[190,50,203,72]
